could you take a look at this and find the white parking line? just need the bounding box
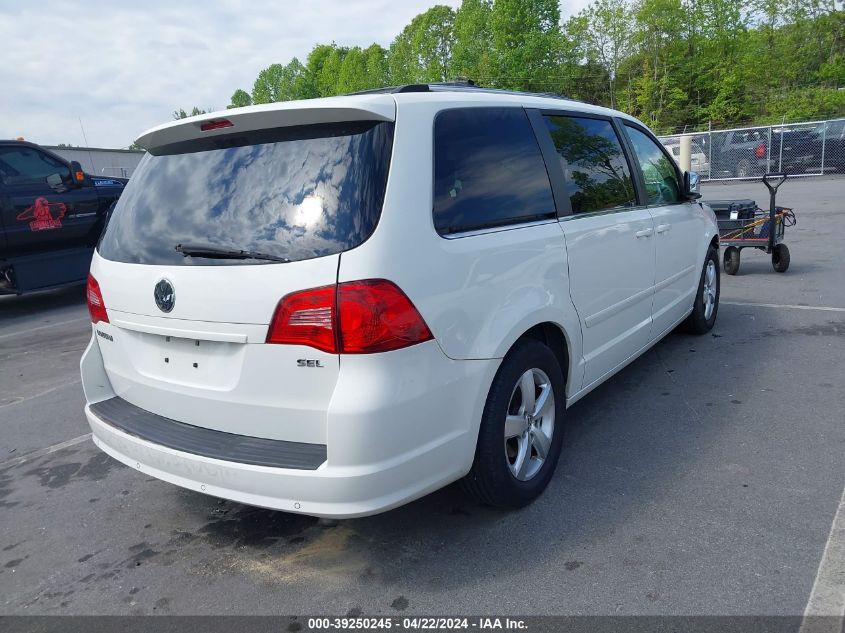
[0,379,82,409]
[0,316,89,341]
[0,433,92,470]
[722,301,845,313]
[799,486,845,633]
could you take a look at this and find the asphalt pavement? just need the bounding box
[0,176,843,617]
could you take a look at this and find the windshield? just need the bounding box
[98,121,394,265]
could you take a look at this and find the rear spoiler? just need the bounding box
[134,95,396,154]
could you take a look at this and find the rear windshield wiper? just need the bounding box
[175,243,291,263]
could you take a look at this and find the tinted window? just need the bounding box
[433,108,555,235]
[825,120,845,137]
[625,125,681,205]
[543,116,636,214]
[98,121,394,265]
[0,147,69,185]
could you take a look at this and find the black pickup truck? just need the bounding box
[0,140,126,295]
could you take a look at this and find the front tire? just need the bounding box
[461,339,565,509]
[724,246,741,275]
[685,247,720,334]
[772,243,790,272]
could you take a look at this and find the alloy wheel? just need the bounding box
[703,259,717,320]
[504,368,555,481]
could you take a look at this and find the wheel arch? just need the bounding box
[516,323,570,388]
[709,234,719,252]
[495,319,580,397]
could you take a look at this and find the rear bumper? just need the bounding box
[87,405,466,518]
[81,332,498,518]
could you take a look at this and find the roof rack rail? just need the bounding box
[347,80,571,101]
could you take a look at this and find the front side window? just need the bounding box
[98,121,394,265]
[543,116,636,214]
[625,125,682,205]
[433,108,555,235]
[0,147,70,185]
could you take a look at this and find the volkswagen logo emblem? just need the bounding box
[154,278,175,313]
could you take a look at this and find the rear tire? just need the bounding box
[724,246,740,275]
[461,339,565,509]
[685,246,720,335]
[772,243,790,272]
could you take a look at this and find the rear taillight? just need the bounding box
[86,274,109,324]
[755,143,766,158]
[266,280,433,354]
[266,285,337,352]
[338,280,433,353]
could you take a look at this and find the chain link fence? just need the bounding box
[657,118,845,181]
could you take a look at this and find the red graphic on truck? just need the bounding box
[17,197,67,231]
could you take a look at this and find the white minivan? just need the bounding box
[81,84,719,518]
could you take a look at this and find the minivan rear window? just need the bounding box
[98,121,394,265]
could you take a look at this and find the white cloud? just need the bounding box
[0,0,589,148]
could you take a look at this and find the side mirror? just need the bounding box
[69,160,86,187]
[46,172,66,190]
[684,171,701,199]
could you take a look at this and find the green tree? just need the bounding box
[389,5,456,83]
[574,0,632,108]
[625,0,688,127]
[337,47,369,93]
[450,0,494,81]
[172,106,209,120]
[695,0,752,124]
[561,14,614,103]
[488,0,563,91]
[303,44,343,97]
[251,58,308,104]
[216,0,845,132]
[227,89,253,109]
[364,43,389,89]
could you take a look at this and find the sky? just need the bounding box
[0,0,590,149]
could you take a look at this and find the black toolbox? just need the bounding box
[706,199,757,220]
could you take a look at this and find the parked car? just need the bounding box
[81,84,719,518]
[710,129,773,178]
[770,125,822,174]
[817,119,845,171]
[778,119,845,173]
[0,140,126,294]
[663,139,710,177]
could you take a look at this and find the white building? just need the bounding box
[46,146,145,178]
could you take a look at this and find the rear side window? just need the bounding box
[543,116,636,214]
[98,121,394,265]
[433,108,555,235]
[624,125,681,205]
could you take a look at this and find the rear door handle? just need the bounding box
[635,228,654,238]
[656,224,671,234]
